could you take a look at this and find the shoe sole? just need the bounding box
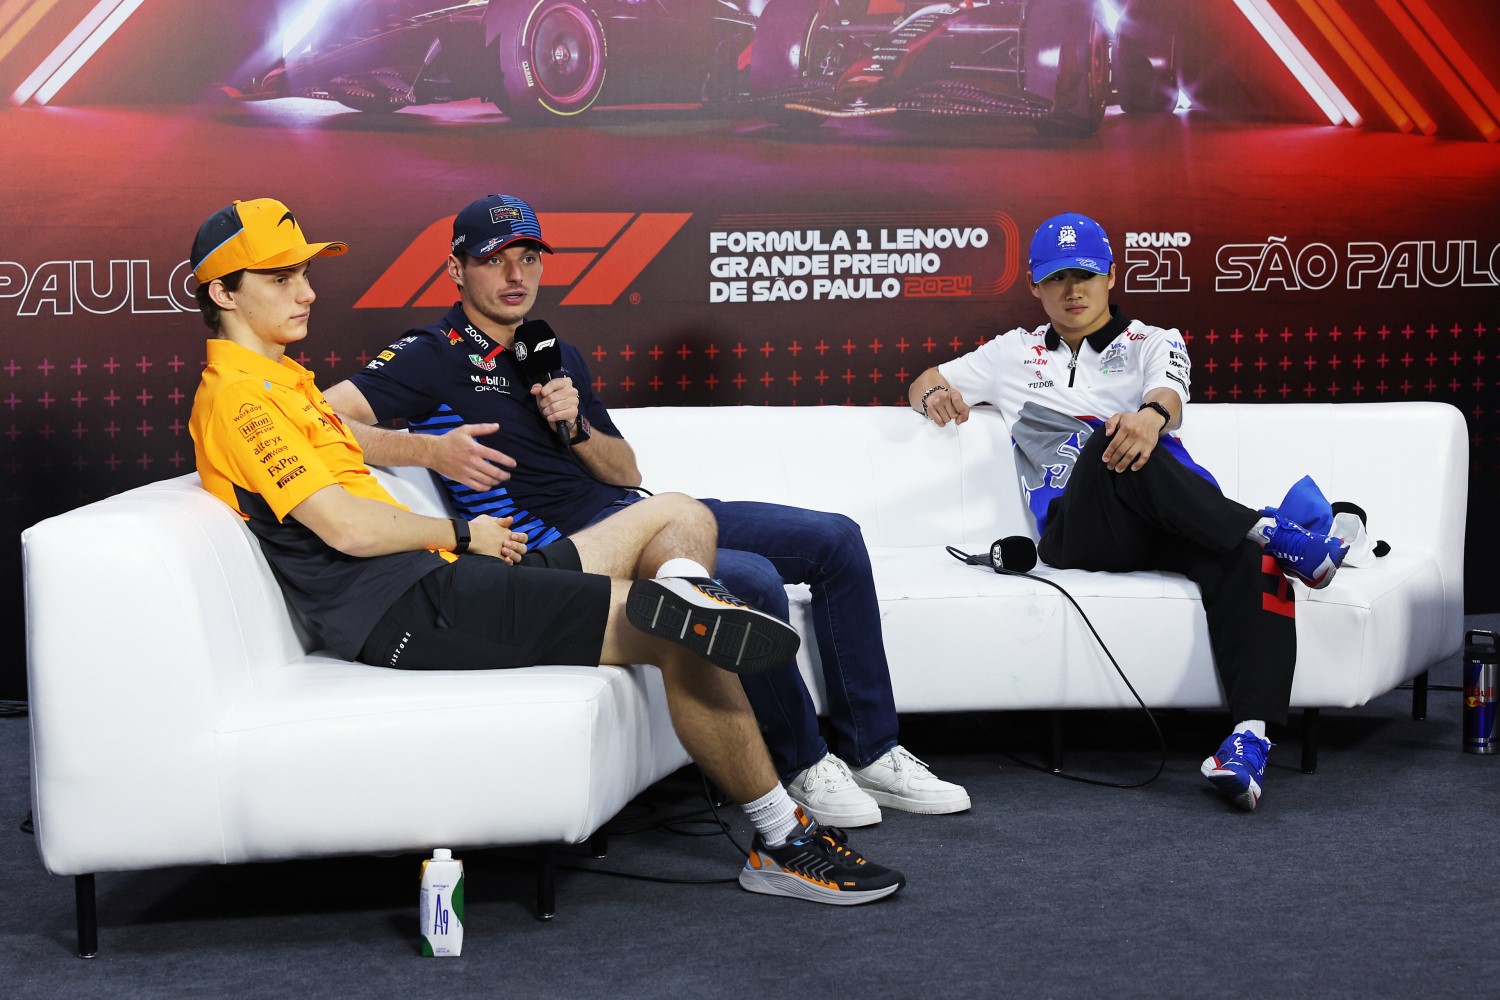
[857,788,973,815]
[1277,542,1348,590]
[1201,758,1262,811]
[787,796,882,827]
[626,579,800,675]
[738,868,904,906]
[1285,562,1338,590]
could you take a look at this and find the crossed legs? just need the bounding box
[570,492,780,803]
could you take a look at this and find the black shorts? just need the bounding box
[358,539,611,671]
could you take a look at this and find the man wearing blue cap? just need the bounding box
[906,212,1349,812]
[324,193,971,830]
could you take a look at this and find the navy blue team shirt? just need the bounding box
[350,302,632,548]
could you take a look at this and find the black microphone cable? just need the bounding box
[558,424,655,498]
[945,545,1166,789]
[549,772,746,887]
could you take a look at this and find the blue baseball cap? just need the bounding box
[1029,213,1113,281]
[451,193,553,259]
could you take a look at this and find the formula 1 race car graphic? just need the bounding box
[226,0,1178,135]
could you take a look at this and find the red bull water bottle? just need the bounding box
[1463,629,1497,755]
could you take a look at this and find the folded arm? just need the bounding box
[289,483,527,563]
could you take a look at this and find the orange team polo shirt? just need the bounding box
[189,338,448,658]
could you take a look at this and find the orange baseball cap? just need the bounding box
[191,198,347,284]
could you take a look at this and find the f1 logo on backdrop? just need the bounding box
[355,213,692,309]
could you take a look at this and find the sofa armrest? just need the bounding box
[24,476,302,874]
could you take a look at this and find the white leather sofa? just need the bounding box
[23,461,693,956]
[614,401,1466,728]
[24,401,1466,955]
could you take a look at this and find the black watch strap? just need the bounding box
[568,416,591,445]
[449,517,470,554]
[1139,400,1171,431]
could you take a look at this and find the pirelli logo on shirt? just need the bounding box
[355,212,692,309]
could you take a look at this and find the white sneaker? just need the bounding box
[786,754,882,828]
[851,746,971,815]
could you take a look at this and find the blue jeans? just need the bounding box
[588,497,902,778]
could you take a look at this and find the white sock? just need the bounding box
[1235,719,1268,740]
[656,557,711,580]
[741,784,800,847]
[1248,517,1275,546]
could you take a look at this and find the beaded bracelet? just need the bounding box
[919,384,949,416]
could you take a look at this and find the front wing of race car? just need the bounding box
[226,4,490,112]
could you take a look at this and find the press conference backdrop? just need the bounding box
[3,0,1499,697]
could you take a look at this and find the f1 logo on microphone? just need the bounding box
[356,212,691,309]
[513,337,556,361]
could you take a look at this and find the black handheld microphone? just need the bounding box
[512,318,570,448]
[951,536,1038,574]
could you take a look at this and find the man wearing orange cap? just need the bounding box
[186,197,906,906]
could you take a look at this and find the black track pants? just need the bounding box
[1037,428,1298,724]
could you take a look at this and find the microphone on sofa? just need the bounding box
[946,536,1038,574]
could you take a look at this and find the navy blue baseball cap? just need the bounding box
[1029,213,1113,281]
[451,194,553,259]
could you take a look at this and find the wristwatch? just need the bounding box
[1139,400,1171,431]
[568,416,592,446]
[449,517,471,554]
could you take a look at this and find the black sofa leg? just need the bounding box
[534,845,556,921]
[1300,708,1319,775]
[1412,669,1429,721]
[75,874,97,958]
[1048,712,1064,773]
[586,833,608,859]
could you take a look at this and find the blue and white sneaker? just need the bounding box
[1259,514,1348,589]
[1200,730,1273,811]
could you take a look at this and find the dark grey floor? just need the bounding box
[3,617,1497,999]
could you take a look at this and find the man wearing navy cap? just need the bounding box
[907,212,1349,812]
[324,193,971,831]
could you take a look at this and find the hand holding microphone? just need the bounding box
[512,319,575,448]
[947,536,1038,574]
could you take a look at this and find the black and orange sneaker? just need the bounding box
[739,809,905,906]
[626,576,800,675]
